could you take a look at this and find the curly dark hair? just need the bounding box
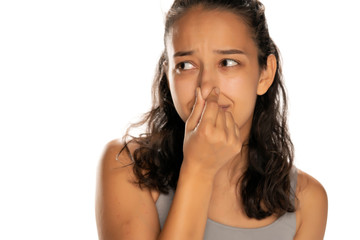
[119,0,295,220]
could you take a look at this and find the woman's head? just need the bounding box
[153,0,284,143]
[125,0,294,219]
[163,1,278,143]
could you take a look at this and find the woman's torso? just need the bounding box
[151,166,299,240]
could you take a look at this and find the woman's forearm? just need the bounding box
[158,162,214,240]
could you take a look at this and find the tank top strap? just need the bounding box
[289,165,298,204]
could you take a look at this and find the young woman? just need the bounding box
[96,0,328,239]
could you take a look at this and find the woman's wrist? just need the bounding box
[180,159,216,185]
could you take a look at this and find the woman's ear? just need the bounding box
[257,54,277,95]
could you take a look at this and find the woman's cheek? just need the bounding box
[222,74,255,97]
[223,75,258,126]
[171,78,197,122]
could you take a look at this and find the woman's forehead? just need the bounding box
[166,7,256,57]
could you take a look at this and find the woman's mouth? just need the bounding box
[219,105,230,110]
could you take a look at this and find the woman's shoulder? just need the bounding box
[100,139,138,170]
[294,167,328,239]
[295,168,327,203]
[100,139,161,202]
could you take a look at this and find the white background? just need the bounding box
[0,0,359,239]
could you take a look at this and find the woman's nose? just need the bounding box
[198,67,220,99]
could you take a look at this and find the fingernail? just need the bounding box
[214,87,220,95]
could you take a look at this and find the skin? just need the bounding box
[95,6,328,240]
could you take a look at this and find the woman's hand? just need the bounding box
[182,87,243,178]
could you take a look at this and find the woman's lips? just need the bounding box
[219,105,230,110]
[190,104,230,112]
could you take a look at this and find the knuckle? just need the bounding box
[215,130,226,143]
[227,134,235,144]
[198,122,213,137]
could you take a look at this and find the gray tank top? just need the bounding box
[156,167,298,239]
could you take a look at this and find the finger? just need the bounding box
[216,109,228,141]
[216,108,227,133]
[186,87,205,131]
[234,123,242,151]
[201,87,220,126]
[224,111,235,139]
[234,123,240,139]
[227,114,242,151]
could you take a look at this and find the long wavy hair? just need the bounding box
[119,0,295,219]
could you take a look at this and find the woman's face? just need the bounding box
[165,7,273,139]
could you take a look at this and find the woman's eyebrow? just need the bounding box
[214,49,246,55]
[173,49,246,58]
[174,50,194,58]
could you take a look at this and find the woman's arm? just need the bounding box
[95,140,161,240]
[294,170,328,240]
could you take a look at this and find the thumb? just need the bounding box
[185,87,205,131]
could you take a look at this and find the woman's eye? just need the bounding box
[176,62,195,72]
[221,59,239,67]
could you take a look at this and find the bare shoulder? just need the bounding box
[296,168,327,201]
[294,168,328,240]
[99,139,137,170]
[96,139,160,240]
